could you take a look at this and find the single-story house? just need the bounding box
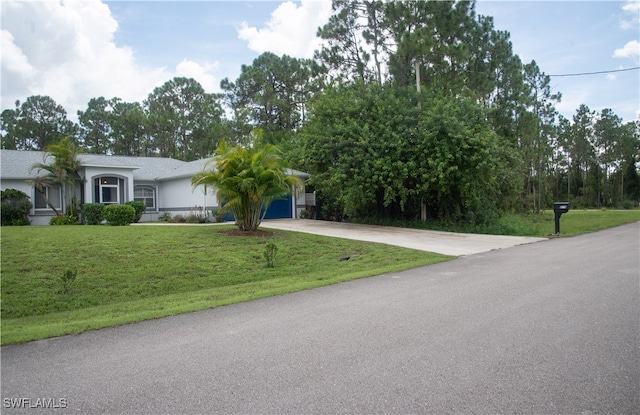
[0,150,309,225]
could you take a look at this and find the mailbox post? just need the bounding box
[553,202,570,234]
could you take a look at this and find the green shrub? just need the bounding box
[169,214,186,223]
[186,214,208,223]
[103,204,136,226]
[50,215,79,225]
[1,189,32,226]
[82,203,104,225]
[125,201,146,223]
[264,242,278,268]
[158,212,172,222]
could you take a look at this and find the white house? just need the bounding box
[0,150,309,225]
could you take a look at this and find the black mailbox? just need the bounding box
[553,202,570,234]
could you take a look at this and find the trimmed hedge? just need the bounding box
[82,203,105,225]
[104,204,136,226]
[125,201,146,223]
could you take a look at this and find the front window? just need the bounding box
[134,186,155,209]
[34,186,62,210]
[94,177,125,204]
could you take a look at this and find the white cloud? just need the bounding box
[175,60,220,92]
[613,40,640,63]
[0,0,220,120]
[237,0,332,58]
[621,0,640,29]
[606,73,617,81]
[1,29,36,78]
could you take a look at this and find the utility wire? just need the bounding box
[548,66,640,77]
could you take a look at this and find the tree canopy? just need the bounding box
[300,83,519,223]
[2,0,639,222]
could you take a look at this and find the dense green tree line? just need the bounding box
[2,0,638,222]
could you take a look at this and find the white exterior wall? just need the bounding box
[1,178,33,198]
[156,177,218,218]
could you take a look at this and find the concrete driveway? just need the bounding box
[260,219,546,256]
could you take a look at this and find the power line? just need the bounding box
[549,66,640,77]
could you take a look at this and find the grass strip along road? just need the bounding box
[2,209,638,345]
[1,225,451,344]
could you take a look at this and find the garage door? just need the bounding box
[221,196,293,221]
[263,196,292,219]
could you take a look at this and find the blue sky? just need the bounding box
[2,0,638,123]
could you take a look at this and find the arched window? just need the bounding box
[94,176,125,204]
[134,185,155,210]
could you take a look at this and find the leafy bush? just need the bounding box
[158,212,172,222]
[169,214,186,223]
[103,204,136,226]
[186,214,208,223]
[299,209,310,219]
[50,215,79,225]
[125,201,146,223]
[82,203,104,225]
[1,189,32,226]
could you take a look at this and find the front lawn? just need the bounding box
[493,209,640,237]
[355,209,640,237]
[1,225,451,345]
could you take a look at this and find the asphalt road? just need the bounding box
[2,223,639,414]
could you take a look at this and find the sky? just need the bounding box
[1,0,639,124]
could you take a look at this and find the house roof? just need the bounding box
[0,150,309,182]
[1,150,53,179]
[80,154,187,181]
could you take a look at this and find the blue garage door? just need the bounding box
[263,196,292,219]
[221,196,293,221]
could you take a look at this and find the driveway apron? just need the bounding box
[260,219,546,256]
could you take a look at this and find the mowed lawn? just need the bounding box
[496,209,640,237]
[1,225,452,344]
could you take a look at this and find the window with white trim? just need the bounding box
[34,186,62,210]
[94,177,125,204]
[134,186,155,209]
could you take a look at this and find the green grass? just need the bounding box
[356,209,640,237]
[492,209,640,237]
[4,209,637,345]
[0,225,451,345]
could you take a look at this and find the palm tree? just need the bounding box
[192,140,301,231]
[29,137,82,217]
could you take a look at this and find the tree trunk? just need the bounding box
[36,187,62,216]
